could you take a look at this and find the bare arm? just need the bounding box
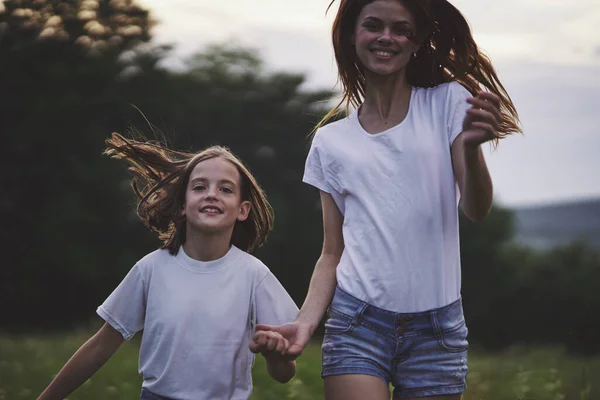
[451,137,493,222]
[37,323,125,400]
[253,191,344,356]
[451,92,503,222]
[296,191,344,335]
[250,330,296,383]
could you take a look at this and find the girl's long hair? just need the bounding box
[104,133,274,255]
[318,0,522,139]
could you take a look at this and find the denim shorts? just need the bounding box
[140,388,170,400]
[321,286,469,398]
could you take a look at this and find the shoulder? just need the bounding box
[231,247,270,277]
[312,115,353,147]
[134,248,173,274]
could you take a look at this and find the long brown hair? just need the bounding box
[104,133,274,255]
[318,0,521,139]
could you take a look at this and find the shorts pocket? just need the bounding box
[437,320,469,353]
[324,307,356,334]
[434,302,469,353]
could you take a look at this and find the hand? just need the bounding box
[460,91,502,147]
[249,330,289,355]
[254,321,313,357]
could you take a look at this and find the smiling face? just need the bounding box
[181,157,250,236]
[353,0,420,77]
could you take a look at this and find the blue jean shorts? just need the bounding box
[321,286,469,398]
[140,388,170,400]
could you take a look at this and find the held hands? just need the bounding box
[251,322,313,358]
[249,330,290,356]
[460,91,503,147]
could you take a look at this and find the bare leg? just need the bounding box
[324,374,390,400]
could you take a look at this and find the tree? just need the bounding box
[0,0,154,330]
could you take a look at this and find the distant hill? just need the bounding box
[510,198,600,250]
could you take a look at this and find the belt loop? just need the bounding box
[350,302,368,329]
[430,310,441,338]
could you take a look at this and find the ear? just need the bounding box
[237,200,251,222]
[181,202,186,217]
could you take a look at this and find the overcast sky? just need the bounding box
[137,0,600,207]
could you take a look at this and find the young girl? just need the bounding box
[37,133,298,400]
[258,1,521,399]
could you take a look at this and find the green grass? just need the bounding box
[1,331,598,400]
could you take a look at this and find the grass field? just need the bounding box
[1,330,598,400]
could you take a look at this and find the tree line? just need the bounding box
[1,0,598,354]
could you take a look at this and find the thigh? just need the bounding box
[325,374,390,400]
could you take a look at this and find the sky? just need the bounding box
[137,0,600,207]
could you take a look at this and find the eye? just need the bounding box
[192,185,205,191]
[220,187,233,194]
[362,21,380,32]
[394,27,414,38]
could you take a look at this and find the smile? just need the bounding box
[200,206,223,214]
[372,50,396,57]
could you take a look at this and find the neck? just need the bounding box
[361,70,411,119]
[182,226,233,262]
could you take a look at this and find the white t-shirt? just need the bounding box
[303,81,472,313]
[97,245,298,400]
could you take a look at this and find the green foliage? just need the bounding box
[2,332,600,400]
[460,206,600,353]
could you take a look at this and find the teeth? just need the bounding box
[202,208,220,213]
[374,51,394,57]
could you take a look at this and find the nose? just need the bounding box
[205,185,219,200]
[377,28,393,43]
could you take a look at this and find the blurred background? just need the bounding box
[1,0,599,399]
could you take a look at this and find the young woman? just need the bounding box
[257,1,521,399]
[37,133,298,400]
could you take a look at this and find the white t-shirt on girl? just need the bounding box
[303,81,472,313]
[97,245,298,400]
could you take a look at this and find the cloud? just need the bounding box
[136,0,600,206]
[484,61,600,205]
[458,0,600,66]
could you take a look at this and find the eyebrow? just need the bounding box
[363,16,412,26]
[189,177,238,187]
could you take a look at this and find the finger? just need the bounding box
[255,324,276,332]
[285,344,304,357]
[471,122,497,136]
[258,334,269,348]
[249,340,261,354]
[467,96,501,114]
[467,95,500,110]
[466,109,500,130]
[275,337,287,353]
[467,97,502,122]
[477,91,501,106]
[267,337,277,352]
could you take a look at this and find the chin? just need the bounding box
[188,220,227,234]
[362,62,405,77]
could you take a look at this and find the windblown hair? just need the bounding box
[104,133,274,255]
[318,0,522,139]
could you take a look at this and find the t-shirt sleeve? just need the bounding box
[96,263,147,340]
[254,271,299,326]
[446,81,473,146]
[302,131,334,194]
